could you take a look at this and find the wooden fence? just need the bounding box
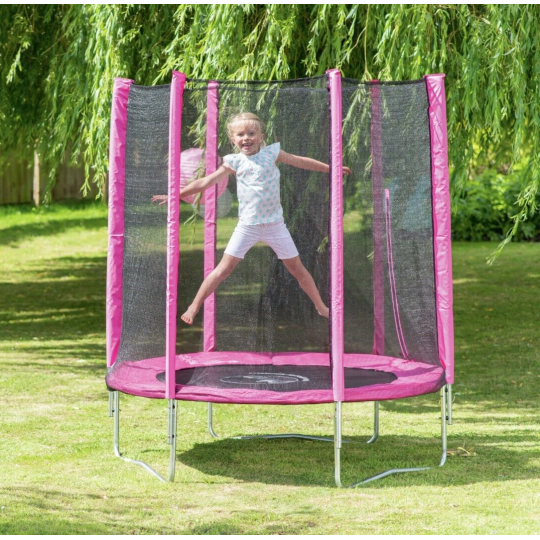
[0,151,100,205]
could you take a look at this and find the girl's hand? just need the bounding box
[151,195,169,205]
[343,166,353,176]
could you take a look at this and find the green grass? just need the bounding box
[1,201,539,534]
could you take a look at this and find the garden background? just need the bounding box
[1,5,539,534]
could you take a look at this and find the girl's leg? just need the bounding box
[282,256,329,318]
[181,254,241,325]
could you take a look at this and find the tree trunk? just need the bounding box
[33,149,40,206]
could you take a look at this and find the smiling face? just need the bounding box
[229,120,265,156]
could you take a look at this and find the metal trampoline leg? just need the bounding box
[340,386,448,487]
[109,391,177,482]
[207,402,220,438]
[167,399,178,482]
[366,402,379,444]
[334,401,343,487]
[111,390,122,459]
[439,385,448,467]
[447,384,453,425]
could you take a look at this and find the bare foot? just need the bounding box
[181,304,200,325]
[317,306,329,318]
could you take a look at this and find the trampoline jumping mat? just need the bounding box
[156,364,398,392]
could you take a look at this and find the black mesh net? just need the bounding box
[342,79,438,364]
[112,85,170,368]
[209,78,330,354]
[108,75,441,395]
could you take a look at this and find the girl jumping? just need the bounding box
[152,112,351,325]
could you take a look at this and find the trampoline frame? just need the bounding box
[106,69,454,486]
[108,385,452,486]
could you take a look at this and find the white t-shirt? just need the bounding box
[223,142,282,225]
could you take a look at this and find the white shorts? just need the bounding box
[224,218,300,260]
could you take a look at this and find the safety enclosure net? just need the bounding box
[106,72,452,404]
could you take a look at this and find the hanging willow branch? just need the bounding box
[1,4,539,255]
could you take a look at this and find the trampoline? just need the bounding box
[106,70,454,486]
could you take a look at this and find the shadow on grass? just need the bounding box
[380,396,540,415]
[182,517,313,535]
[0,487,114,535]
[8,346,105,374]
[0,255,107,355]
[176,431,540,488]
[0,217,107,247]
[0,487,312,535]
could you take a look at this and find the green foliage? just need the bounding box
[453,163,540,242]
[1,5,540,249]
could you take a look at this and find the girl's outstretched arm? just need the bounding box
[151,164,233,204]
[276,150,352,175]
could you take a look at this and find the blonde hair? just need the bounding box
[226,112,266,149]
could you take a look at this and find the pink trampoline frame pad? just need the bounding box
[106,353,445,405]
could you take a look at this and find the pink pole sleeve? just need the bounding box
[327,69,345,402]
[106,77,133,368]
[166,71,187,399]
[203,81,219,353]
[370,81,385,356]
[424,74,454,384]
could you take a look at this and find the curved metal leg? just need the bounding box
[110,391,177,482]
[235,433,342,442]
[206,401,346,443]
[207,399,380,444]
[335,386,449,488]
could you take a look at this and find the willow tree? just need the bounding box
[1,4,539,252]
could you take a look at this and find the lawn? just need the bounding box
[0,201,539,534]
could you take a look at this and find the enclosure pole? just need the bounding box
[106,77,133,368]
[327,68,345,402]
[166,71,186,399]
[424,74,454,386]
[203,81,220,353]
[370,81,385,356]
